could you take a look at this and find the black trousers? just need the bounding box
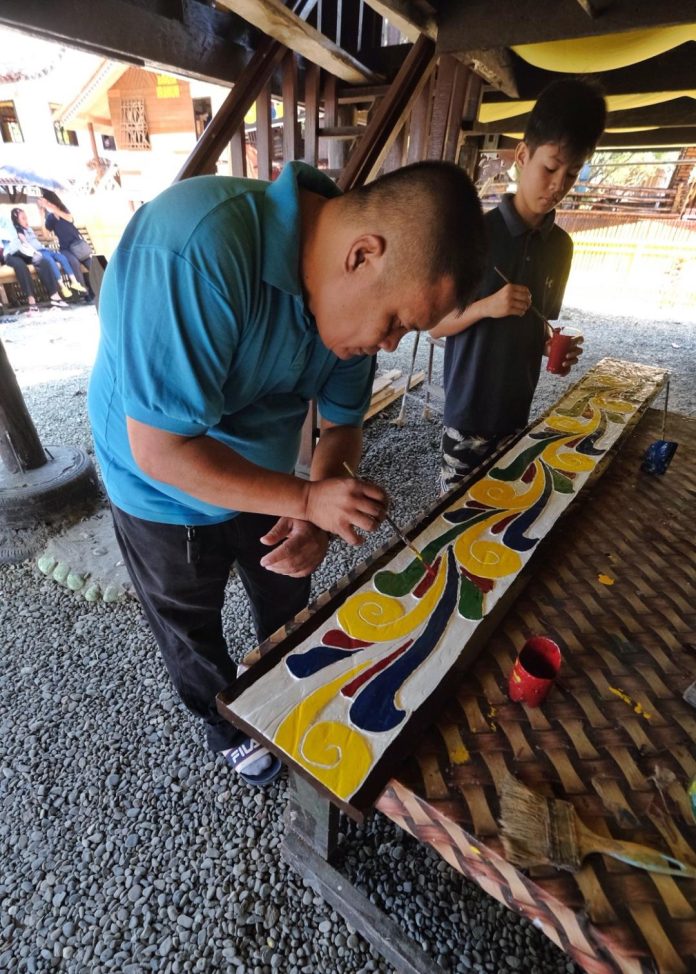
[4,252,57,301]
[111,505,311,751]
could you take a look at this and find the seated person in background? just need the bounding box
[1,216,70,313]
[9,206,86,299]
[430,78,606,493]
[38,193,93,299]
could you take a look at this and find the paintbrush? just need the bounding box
[499,772,696,878]
[494,266,554,341]
[342,462,436,579]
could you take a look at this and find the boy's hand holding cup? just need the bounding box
[546,326,583,375]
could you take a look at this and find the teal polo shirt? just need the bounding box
[87,162,374,525]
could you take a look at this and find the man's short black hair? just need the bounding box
[524,78,606,160]
[345,161,487,313]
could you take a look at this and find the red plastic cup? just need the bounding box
[508,636,562,707]
[546,327,581,374]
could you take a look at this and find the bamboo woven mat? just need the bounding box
[377,408,696,974]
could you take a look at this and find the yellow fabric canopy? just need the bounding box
[512,24,696,73]
[480,90,696,125]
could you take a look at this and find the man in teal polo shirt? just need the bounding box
[88,160,485,785]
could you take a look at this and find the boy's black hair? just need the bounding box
[524,78,606,160]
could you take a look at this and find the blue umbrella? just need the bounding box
[0,162,73,192]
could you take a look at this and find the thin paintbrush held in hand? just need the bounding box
[498,772,696,878]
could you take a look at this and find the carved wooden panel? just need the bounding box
[218,359,667,820]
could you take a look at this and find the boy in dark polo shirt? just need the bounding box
[431,78,606,491]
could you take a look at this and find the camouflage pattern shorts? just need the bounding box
[439,426,518,494]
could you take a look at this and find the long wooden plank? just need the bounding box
[0,0,250,88]
[218,359,667,820]
[438,0,696,50]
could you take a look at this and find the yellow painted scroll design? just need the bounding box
[274,665,374,799]
[336,553,447,642]
[453,510,523,580]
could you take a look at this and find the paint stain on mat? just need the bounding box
[608,686,652,720]
[597,573,615,586]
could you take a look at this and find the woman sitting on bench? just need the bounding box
[8,207,86,300]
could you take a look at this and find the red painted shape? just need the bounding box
[341,641,412,697]
[323,629,372,650]
[413,556,442,597]
[491,512,519,535]
[522,462,536,484]
[461,568,495,593]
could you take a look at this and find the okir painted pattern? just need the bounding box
[225,359,667,813]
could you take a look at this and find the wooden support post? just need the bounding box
[282,52,299,163]
[405,74,433,164]
[283,770,445,974]
[0,339,46,473]
[229,127,247,177]
[303,62,321,166]
[426,55,457,161]
[255,85,273,180]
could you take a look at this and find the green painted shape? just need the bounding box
[458,574,484,620]
[555,393,594,417]
[490,436,562,482]
[550,466,575,494]
[374,509,498,597]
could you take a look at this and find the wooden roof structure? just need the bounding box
[1,0,695,155]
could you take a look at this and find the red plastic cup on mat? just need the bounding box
[508,636,562,707]
[546,327,581,374]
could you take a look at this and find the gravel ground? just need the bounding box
[0,301,694,974]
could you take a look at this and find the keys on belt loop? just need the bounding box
[186,526,200,564]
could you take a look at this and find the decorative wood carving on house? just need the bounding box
[219,359,668,820]
[121,97,150,149]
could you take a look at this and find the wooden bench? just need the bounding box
[0,225,96,309]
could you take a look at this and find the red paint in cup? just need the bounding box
[546,327,582,375]
[508,636,562,707]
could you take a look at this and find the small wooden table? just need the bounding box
[226,408,696,974]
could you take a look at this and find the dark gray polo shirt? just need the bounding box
[443,194,573,435]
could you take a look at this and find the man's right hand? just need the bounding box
[485,283,531,319]
[304,477,387,545]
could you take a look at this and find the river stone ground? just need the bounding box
[1,300,693,974]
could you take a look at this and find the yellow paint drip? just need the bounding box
[608,686,652,720]
[598,573,615,586]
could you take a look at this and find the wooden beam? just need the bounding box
[597,127,696,149]
[338,34,437,190]
[0,0,251,88]
[216,0,381,84]
[474,98,696,136]
[361,0,436,42]
[455,48,518,98]
[438,0,696,50]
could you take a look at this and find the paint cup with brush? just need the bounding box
[546,326,583,375]
[508,636,561,707]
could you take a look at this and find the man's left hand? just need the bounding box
[259,517,329,577]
